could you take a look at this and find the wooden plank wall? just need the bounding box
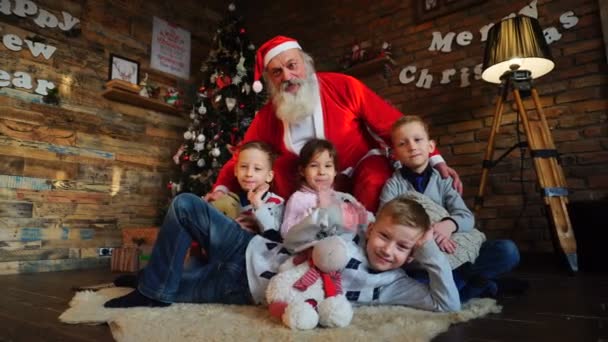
[0,0,225,274]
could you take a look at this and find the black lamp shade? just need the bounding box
[481,15,554,83]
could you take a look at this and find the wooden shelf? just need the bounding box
[343,56,397,78]
[102,88,181,115]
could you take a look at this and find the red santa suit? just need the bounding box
[213,72,442,211]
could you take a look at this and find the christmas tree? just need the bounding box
[170,3,266,197]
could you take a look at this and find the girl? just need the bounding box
[280,138,368,238]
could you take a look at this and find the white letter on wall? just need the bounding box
[560,11,578,29]
[34,79,55,95]
[416,69,433,89]
[474,64,483,80]
[440,68,456,84]
[519,0,538,19]
[12,71,33,89]
[3,34,23,51]
[0,70,10,87]
[428,32,455,52]
[13,0,38,17]
[58,11,80,31]
[24,40,57,59]
[33,9,59,28]
[460,67,471,88]
[544,27,562,44]
[399,66,417,84]
[479,23,494,42]
[456,31,473,46]
[0,0,11,15]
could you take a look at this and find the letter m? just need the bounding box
[428,32,455,52]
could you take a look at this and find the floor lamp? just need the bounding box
[475,15,578,271]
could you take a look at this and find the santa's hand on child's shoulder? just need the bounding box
[204,189,226,202]
[235,215,260,234]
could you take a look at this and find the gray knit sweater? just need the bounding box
[379,168,475,232]
[245,192,461,312]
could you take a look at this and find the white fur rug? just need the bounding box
[59,287,501,342]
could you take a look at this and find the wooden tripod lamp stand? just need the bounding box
[476,15,578,271]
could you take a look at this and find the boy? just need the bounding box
[105,141,284,307]
[379,116,523,301]
[282,196,461,312]
[107,179,460,311]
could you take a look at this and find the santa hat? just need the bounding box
[252,35,302,93]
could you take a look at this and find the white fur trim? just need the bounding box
[341,148,385,177]
[252,80,263,93]
[311,74,325,140]
[213,185,229,194]
[264,41,302,66]
[429,154,445,167]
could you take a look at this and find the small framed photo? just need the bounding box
[109,54,139,85]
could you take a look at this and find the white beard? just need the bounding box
[269,76,317,124]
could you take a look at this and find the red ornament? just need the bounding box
[239,28,246,34]
[216,75,232,89]
[167,182,173,189]
[183,155,190,161]
[198,86,206,93]
[239,103,245,109]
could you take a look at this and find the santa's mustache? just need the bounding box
[280,79,305,92]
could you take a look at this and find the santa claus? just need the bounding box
[208,36,461,211]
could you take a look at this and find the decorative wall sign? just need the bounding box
[150,17,191,79]
[109,54,139,85]
[416,0,487,23]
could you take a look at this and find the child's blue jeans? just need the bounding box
[407,239,520,302]
[138,193,254,304]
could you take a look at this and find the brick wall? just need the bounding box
[242,0,608,252]
[0,0,224,273]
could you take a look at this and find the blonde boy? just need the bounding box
[381,116,474,253]
[380,116,521,302]
[284,194,461,311]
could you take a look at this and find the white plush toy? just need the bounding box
[265,235,353,330]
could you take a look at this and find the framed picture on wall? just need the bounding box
[416,0,487,23]
[109,54,139,85]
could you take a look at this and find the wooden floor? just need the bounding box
[0,254,606,342]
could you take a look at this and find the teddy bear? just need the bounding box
[265,235,353,330]
[210,191,241,219]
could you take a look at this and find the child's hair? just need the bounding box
[391,115,430,137]
[298,139,338,170]
[238,140,277,166]
[377,197,431,232]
